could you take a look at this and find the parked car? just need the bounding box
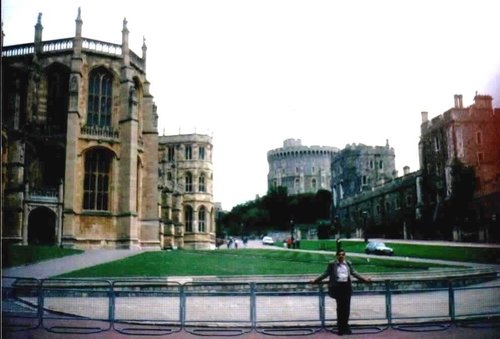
[262,236,274,245]
[365,241,394,256]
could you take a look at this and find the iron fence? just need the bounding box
[2,276,499,336]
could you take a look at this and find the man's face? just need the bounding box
[337,251,346,263]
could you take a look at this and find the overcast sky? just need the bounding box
[3,0,499,210]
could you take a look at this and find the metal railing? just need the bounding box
[2,276,499,336]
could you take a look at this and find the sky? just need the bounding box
[2,0,500,210]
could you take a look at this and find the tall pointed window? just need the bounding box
[184,206,193,232]
[198,206,206,232]
[87,68,112,127]
[83,148,111,210]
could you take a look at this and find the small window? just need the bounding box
[199,146,205,160]
[379,160,383,169]
[184,206,193,232]
[370,160,374,169]
[362,175,367,185]
[167,147,175,161]
[434,136,440,151]
[478,152,484,163]
[198,207,206,232]
[199,174,206,192]
[185,173,193,192]
[476,132,482,145]
[185,146,192,160]
[311,179,317,190]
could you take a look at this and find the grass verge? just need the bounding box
[2,245,83,268]
[298,239,500,263]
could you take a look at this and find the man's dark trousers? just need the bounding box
[335,282,352,333]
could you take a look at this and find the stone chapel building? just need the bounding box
[1,10,215,249]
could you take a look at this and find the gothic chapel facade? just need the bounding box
[2,10,162,249]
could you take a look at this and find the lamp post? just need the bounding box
[362,211,368,243]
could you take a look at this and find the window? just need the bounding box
[83,149,111,210]
[379,160,383,169]
[184,206,193,232]
[362,175,367,185]
[185,145,192,160]
[185,173,193,192]
[478,152,484,163]
[434,136,440,151]
[311,179,317,190]
[476,132,482,145]
[87,68,112,127]
[295,167,299,174]
[370,160,374,169]
[199,174,206,192]
[198,207,206,232]
[199,146,205,160]
[167,146,175,161]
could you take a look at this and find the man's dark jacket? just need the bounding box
[313,260,365,298]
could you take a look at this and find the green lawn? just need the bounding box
[298,240,500,264]
[2,245,83,268]
[58,249,453,278]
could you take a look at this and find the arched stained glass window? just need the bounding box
[87,68,112,127]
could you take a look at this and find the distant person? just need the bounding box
[227,237,233,249]
[243,236,248,248]
[234,239,239,249]
[311,249,372,335]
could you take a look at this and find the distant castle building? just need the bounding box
[331,141,397,206]
[334,94,499,242]
[267,139,338,195]
[1,10,216,250]
[158,134,215,249]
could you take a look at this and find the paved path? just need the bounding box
[2,249,144,279]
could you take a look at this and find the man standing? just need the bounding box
[311,249,371,335]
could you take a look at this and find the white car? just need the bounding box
[262,236,274,245]
[365,241,394,256]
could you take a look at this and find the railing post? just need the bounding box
[319,284,325,328]
[109,281,115,325]
[180,284,186,329]
[37,279,44,324]
[448,279,455,322]
[250,283,256,330]
[385,280,392,327]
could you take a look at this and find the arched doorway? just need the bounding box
[28,207,56,245]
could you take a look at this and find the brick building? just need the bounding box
[419,94,500,241]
